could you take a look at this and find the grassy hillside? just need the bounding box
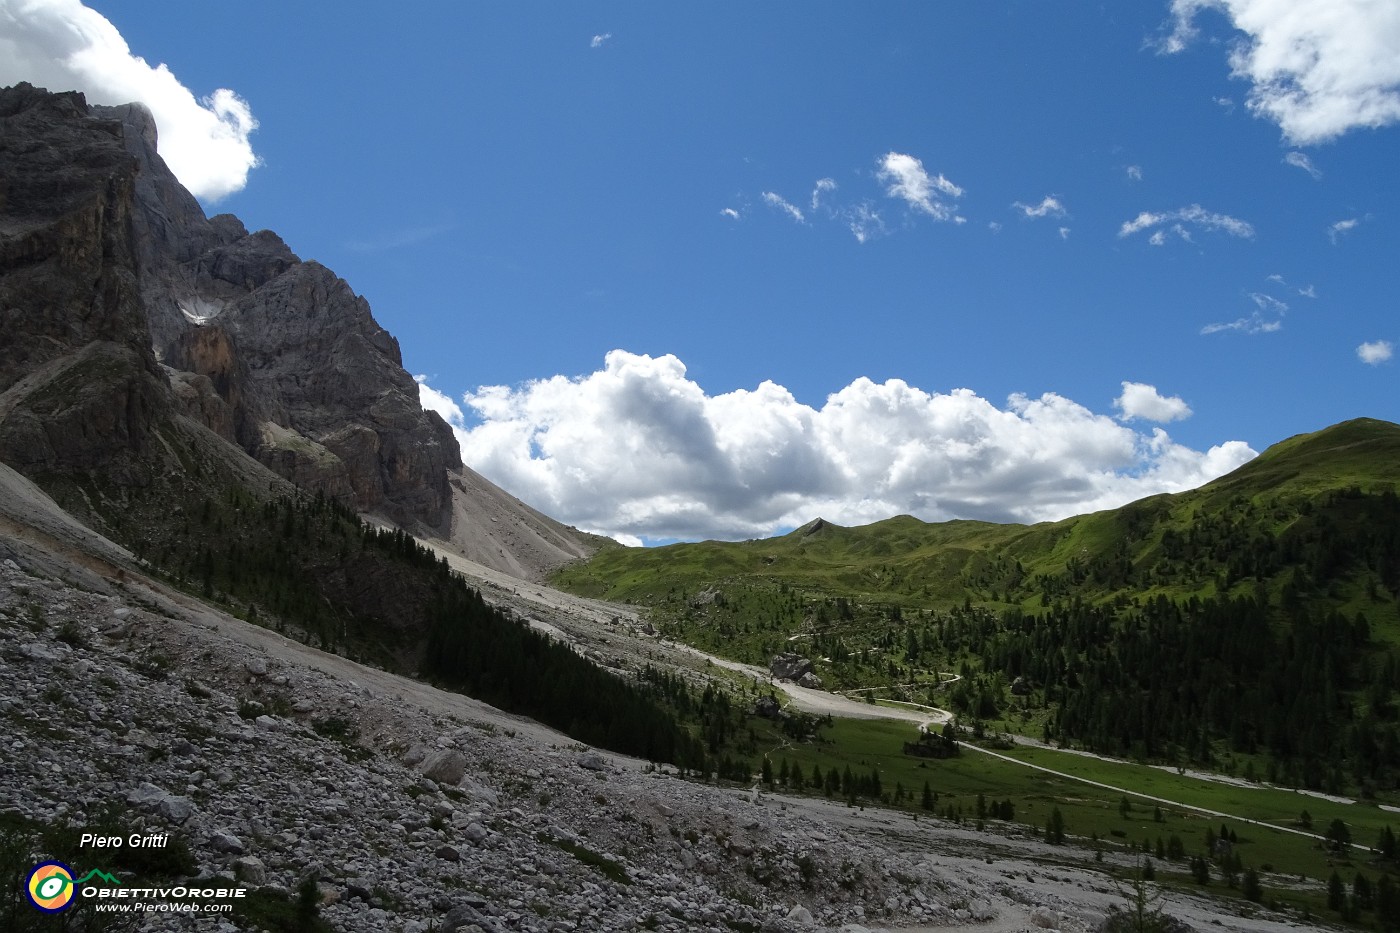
[552,418,1400,794]
[555,418,1400,617]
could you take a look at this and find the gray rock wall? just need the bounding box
[0,83,461,532]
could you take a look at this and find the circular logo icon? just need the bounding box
[26,861,76,913]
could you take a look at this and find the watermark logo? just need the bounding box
[23,858,240,916]
[25,863,123,913]
[26,861,75,913]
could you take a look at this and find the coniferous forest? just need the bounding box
[421,582,707,768]
[554,420,1400,795]
[120,486,725,770]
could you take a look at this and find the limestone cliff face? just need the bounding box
[0,83,460,530]
[0,85,171,487]
[101,99,462,530]
[0,83,599,577]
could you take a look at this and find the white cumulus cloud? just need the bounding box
[590,33,612,48]
[1358,340,1395,365]
[419,351,1256,542]
[417,377,469,437]
[1162,0,1400,144]
[876,151,963,221]
[0,0,259,202]
[1114,382,1193,423]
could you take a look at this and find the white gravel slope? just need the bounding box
[0,465,1335,933]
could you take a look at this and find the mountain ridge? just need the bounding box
[0,82,600,581]
[553,416,1400,614]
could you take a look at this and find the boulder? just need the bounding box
[233,856,266,886]
[158,795,197,824]
[126,782,169,807]
[418,749,468,785]
[209,831,245,855]
[786,904,815,925]
[458,775,499,808]
[690,587,723,607]
[769,653,813,682]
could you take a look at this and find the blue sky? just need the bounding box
[3,1,1397,543]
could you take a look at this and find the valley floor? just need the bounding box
[0,469,1338,932]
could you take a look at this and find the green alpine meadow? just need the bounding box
[554,417,1400,793]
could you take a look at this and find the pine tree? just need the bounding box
[1355,872,1374,912]
[1242,867,1263,904]
[1222,851,1242,888]
[1378,875,1400,930]
[1328,871,1346,912]
[1116,876,1168,933]
[1190,856,1210,885]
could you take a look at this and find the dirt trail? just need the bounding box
[406,528,1352,857]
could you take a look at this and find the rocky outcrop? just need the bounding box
[0,85,172,489]
[769,652,821,688]
[90,94,462,531]
[0,83,461,534]
[0,83,607,579]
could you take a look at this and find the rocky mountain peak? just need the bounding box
[1,83,461,532]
